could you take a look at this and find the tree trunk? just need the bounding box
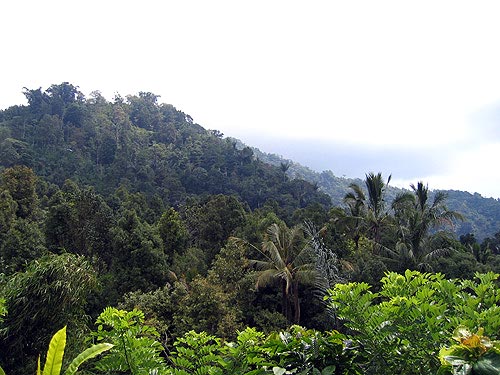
[282,281,291,323]
[293,281,300,324]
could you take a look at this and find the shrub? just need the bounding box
[325,270,500,374]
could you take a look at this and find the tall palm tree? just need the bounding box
[341,183,367,250]
[239,223,320,324]
[364,172,391,243]
[342,173,391,248]
[391,182,463,270]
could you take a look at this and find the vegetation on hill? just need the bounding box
[247,142,500,240]
[0,83,500,375]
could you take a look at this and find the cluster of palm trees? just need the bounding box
[236,172,462,325]
[338,172,462,271]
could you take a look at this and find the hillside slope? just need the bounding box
[245,141,500,240]
[0,83,330,221]
[1,82,498,240]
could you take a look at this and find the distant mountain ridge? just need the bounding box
[229,138,500,241]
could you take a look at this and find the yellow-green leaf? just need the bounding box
[64,343,114,375]
[43,326,67,375]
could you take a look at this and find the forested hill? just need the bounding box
[240,141,500,240]
[0,83,330,218]
[1,82,499,240]
[3,83,500,375]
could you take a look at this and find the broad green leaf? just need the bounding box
[473,352,500,375]
[43,326,67,375]
[64,343,114,375]
[0,364,5,375]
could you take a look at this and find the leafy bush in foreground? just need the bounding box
[167,326,362,375]
[325,270,500,374]
[86,307,361,375]
[90,307,168,375]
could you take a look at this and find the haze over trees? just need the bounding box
[0,83,500,375]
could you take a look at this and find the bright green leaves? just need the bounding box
[221,327,270,374]
[262,325,362,375]
[41,326,66,375]
[438,326,500,375]
[325,271,500,374]
[169,331,224,375]
[91,307,167,375]
[165,324,360,375]
[33,326,112,375]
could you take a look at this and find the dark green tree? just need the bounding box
[0,254,98,375]
[0,190,17,236]
[390,182,463,271]
[1,217,46,274]
[108,209,169,299]
[45,185,113,267]
[183,195,247,262]
[1,165,38,219]
[157,207,188,257]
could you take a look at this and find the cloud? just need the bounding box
[467,102,500,142]
[241,135,449,179]
[239,131,500,198]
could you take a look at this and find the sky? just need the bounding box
[1,1,500,198]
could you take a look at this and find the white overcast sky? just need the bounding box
[1,1,500,198]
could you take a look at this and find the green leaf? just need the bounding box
[322,365,336,375]
[64,343,114,375]
[436,365,453,375]
[273,367,286,375]
[0,364,6,375]
[473,352,500,375]
[43,326,67,375]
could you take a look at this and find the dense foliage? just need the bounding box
[326,270,500,374]
[0,83,499,375]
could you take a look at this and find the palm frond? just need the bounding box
[255,268,282,289]
[262,240,287,269]
[432,191,448,208]
[347,183,366,201]
[421,247,452,262]
[411,181,429,211]
[249,259,275,271]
